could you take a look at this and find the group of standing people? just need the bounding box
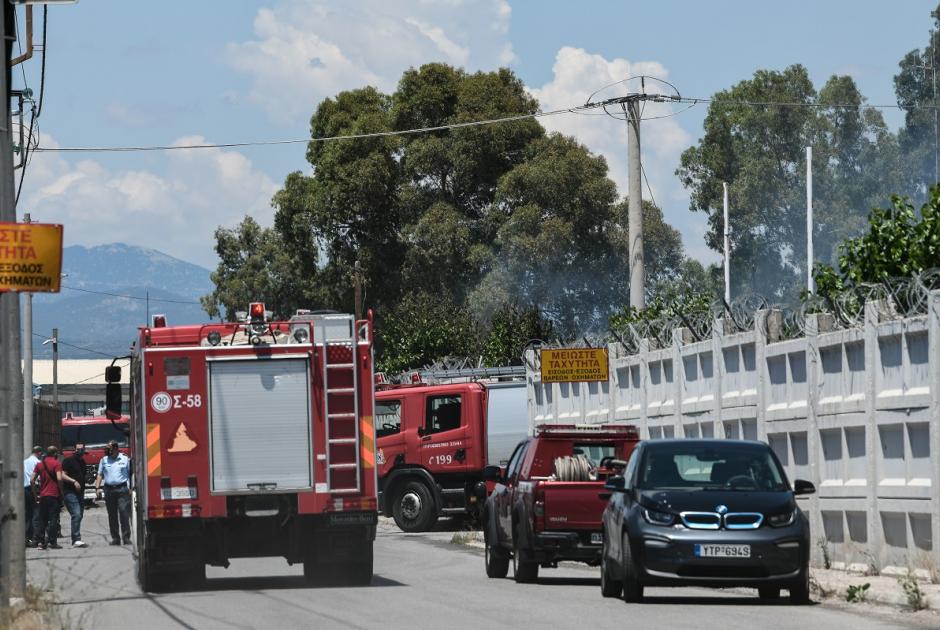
[24,440,133,549]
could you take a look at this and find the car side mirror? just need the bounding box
[482,465,502,482]
[793,479,816,495]
[605,475,626,492]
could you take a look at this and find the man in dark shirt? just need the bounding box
[61,444,88,548]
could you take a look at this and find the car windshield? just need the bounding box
[637,442,787,492]
[62,424,128,449]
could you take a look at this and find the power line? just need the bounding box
[61,285,202,305]
[14,6,45,208]
[30,102,607,154]
[677,96,936,111]
[31,331,115,359]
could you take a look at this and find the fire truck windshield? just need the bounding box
[62,424,129,449]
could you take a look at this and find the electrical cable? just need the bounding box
[640,162,657,210]
[676,96,935,111]
[31,332,116,359]
[14,7,46,208]
[31,102,611,154]
[61,285,201,305]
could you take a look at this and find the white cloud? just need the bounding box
[227,0,515,124]
[21,135,278,268]
[529,47,716,262]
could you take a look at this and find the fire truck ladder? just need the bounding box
[322,335,361,494]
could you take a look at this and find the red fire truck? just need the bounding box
[104,305,378,592]
[375,366,528,532]
[60,412,130,502]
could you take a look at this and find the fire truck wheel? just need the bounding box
[512,525,538,584]
[341,544,373,586]
[392,480,437,533]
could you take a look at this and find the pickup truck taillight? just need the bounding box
[533,483,545,533]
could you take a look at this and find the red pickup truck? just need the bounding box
[482,425,640,582]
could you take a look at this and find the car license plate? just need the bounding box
[694,544,750,558]
[590,532,603,545]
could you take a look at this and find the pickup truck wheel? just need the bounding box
[620,532,643,603]
[600,537,623,598]
[484,535,509,578]
[392,481,437,533]
[512,526,539,583]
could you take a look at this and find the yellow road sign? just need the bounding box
[0,222,63,293]
[540,348,609,383]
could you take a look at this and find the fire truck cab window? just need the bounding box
[425,395,461,435]
[376,400,402,438]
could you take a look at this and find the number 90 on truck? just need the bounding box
[104,305,378,592]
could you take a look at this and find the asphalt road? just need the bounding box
[25,508,935,629]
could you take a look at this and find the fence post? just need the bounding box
[864,299,885,570]
[804,313,824,564]
[673,327,690,438]
[638,338,650,439]
[928,289,940,572]
[712,317,726,440]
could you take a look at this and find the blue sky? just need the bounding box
[15,0,938,268]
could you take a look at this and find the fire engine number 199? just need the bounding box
[151,391,202,413]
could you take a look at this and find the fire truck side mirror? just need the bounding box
[105,366,122,383]
[105,383,122,420]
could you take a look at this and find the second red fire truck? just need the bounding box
[105,304,378,591]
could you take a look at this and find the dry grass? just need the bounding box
[0,584,59,630]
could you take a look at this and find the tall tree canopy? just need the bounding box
[203,63,687,369]
[677,65,902,301]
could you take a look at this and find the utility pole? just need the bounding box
[353,260,362,321]
[806,147,814,294]
[0,0,25,604]
[51,327,58,409]
[626,99,644,310]
[23,214,32,452]
[723,183,730,304]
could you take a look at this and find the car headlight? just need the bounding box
[643,508,675,526]
[768,509,796,527]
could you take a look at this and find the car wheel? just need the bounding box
[789,566,811,605]
[392,480,437,532]
[758,587,780,600]
[600,536,623,598]
[484,533,510,579]
[621,531,643,603]
[512,525,539,583]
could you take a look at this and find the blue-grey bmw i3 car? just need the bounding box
[600,439,815,604]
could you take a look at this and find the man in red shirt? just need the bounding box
[31,445,80,550]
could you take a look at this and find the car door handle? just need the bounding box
[421,435,432,441]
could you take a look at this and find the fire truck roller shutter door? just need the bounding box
[208,358,312,493]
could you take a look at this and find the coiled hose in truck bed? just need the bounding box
[552,454,595,481]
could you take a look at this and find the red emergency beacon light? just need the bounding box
[249,302,266,322]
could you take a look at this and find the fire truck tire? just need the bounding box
[391,480,437,533]
[340,544,373,586]
[512,525,538,584]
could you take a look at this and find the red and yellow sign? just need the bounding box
[540,348,609,383]
[0,222,63,293]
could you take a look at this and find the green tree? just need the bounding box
[378,291,480,374]
[894,4,940,201]
[813,186,940,299]
[201,217,313,320]
[678,65,902,301]
[481,304,554,366]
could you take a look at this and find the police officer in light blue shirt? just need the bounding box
[95,440,132,545]
[23,445,43,545]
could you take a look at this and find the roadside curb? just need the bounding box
[811,568,940,611]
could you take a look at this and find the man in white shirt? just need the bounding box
[23,446,42,546]
[95,440,132,545]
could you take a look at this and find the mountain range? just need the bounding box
[27,244,214,359]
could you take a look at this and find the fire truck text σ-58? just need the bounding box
[152,391,202,413]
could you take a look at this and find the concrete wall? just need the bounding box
[526,291,940,576]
